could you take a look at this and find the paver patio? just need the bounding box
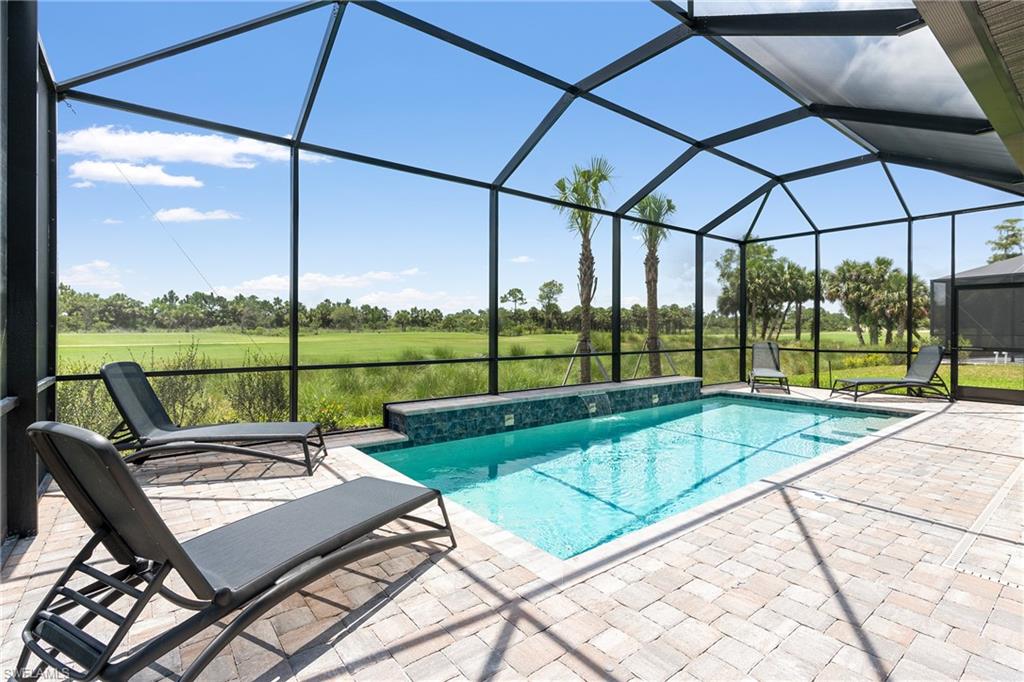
[2,387,1022,681]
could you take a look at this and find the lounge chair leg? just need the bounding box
[437,495,457,549]
[302,440,313,476]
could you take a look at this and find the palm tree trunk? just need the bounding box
[645,246,661,377]
[776,303,792,340]
[579,235,594,384]
[794,303,803,341]
[853,314,865,345]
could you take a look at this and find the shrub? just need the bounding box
[148,342,218,426]
[56,359,121,435]
[226,350,288,422]
[302,398,348,432]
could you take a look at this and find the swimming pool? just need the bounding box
[372,396,904,558]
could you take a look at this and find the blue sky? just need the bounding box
[42,1,1022,314]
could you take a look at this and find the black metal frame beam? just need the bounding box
[778,154,877,183]
[618,107,807,215]
[742,189,771,241]
[879,152,1024,187]
[809,103,993,136]
[779,184,817,232]
[494,25,692,186]
[699,180,776,234]
[693,9,924,37]
[575,24,693,92]
[294,2,346,142]
[56,1,336,92]
[881,160,912,219]
[5,0,42,537]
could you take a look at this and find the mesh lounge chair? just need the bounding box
[16,421,455,682]
[749,341,790,394]
[101,361,325,475]
[830,344,953,402]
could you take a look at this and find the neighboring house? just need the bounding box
[930,254,1024,354]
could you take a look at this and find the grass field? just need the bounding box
[55,329,1019,434]
[56,329,885,369]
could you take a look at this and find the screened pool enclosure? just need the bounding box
[3,1,1022,537]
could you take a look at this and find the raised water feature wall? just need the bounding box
[375,376,702,450]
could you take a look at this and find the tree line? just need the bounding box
[714,244,929,346]
[58,281,709,336]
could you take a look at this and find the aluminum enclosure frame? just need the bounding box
[4,0,1023,539]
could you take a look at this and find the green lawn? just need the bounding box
[58,330,582,369]
[56,329,896,371]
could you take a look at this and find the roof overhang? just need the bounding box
[916,1,1024,173]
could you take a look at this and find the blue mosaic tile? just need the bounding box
[383,378,702,448]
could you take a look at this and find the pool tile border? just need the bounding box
[373,377,702,451]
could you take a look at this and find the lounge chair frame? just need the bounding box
[748,341,790,394]
[106,419,327,475]
[17,422,455,682]
[830,374,953,402]
[829,344,954,402]
[101,361,326,475]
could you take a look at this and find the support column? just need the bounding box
[289,147,299,421]
[695,236,704,379]
[4,0,41,536]
[949,215,958,393]
[906,219,914,369]
[813,232,822,388]
[488,189,499,394]
[739,241,748,383]
[612,215,621,382]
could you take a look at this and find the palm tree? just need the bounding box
[631,192,676,376]
[791,266,814,342]
[554,157,613,383]
[824,260,872,345]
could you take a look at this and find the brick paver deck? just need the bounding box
[2,387,1022,681]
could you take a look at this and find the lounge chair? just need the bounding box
[830,344,952,402]
[16,421,455,682]
[749,341,790,394]
[101,361,325,475]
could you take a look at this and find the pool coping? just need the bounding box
[344,392,931,589]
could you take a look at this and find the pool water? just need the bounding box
[373,396,903,558]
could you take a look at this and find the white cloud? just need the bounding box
[357,288,481,313]
[72,180,95,189]
[215,269,419,298]
[101,217,123,224]
[70,160,202,188]
[622,296,642,306]
[154,207,240,223]
[61,260,123,292]
[58,125,329,169]
[509,255,535,264]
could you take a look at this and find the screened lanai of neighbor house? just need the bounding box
[2,1,1023,681]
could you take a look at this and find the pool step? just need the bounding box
[798,432,850,446]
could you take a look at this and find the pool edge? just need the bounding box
[342,393,933,589]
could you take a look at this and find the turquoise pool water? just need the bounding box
[373,397,903,558]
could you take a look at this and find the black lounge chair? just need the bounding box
[749,341,790,394]
[101,361,325,475]
[830,344,953,402]
[16,421,455,682]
